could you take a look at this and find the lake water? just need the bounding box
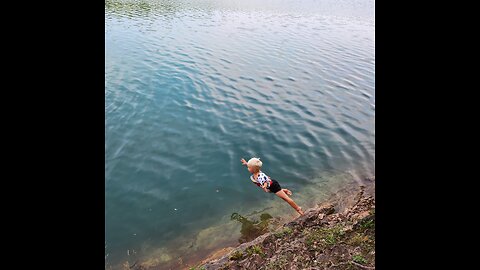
[105,0,375,268]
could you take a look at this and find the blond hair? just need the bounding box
[247,157,262,172]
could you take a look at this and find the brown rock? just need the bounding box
[352,210,370,222]
[252,254,263,265]
[342,225,353,232]
[317,203,335,215]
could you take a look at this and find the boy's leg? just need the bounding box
[275,190,304,215]
[282,189,292,195]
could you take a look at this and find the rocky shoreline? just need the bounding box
[193,185,375,270]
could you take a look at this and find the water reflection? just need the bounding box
[105,0,183,18]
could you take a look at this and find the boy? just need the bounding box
[241,157,304,215]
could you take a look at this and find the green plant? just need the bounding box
[360,218,374,230]
[352,255,367,264]
[305,225,345,247]
[265,255,288,270]
[274,227,293,238]
[246,245,265,257]
[348,233,369,246]
[229,250,244,260]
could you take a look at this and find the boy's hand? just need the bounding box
[240,158,247,166]
[262,183,269,192]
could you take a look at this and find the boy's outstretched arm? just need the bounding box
[240,158,252,173]
[240,158,249,170]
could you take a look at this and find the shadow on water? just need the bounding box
[230,212,274,243]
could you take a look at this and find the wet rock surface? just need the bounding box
[198,185,375,270]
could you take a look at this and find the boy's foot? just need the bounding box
[296,207,304,216]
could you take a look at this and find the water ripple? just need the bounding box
[106,0,374,268]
